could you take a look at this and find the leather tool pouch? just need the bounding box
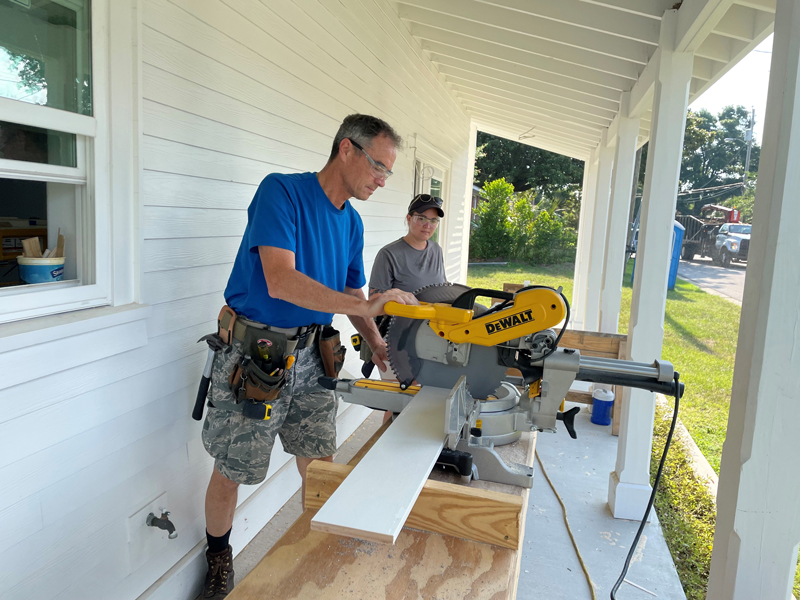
[319,325,346,378]
[229,356,285,403]
[228,325,290,404]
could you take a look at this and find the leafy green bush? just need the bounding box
[470,178,513,260]
[470,178,578,264]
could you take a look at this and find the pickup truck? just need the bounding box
[676,204,749,267]
[714,222,751,267]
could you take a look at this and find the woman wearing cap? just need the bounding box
[366,194,447,382]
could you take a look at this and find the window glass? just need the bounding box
[0,0,92,116]
[0,120,77,167]
[0,176,82,288]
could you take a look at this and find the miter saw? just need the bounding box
[320,283,683,489]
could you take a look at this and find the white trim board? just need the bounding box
[310,385,449,544]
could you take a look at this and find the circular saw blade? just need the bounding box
[385,283,507,399]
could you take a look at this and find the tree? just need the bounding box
[474,132,584,195]
[636,106,761,216]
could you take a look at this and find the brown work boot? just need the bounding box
[202,545,234,598]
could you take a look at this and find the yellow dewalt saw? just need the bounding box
[320,283,683,488]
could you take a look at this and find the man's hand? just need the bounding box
[366,288,419,318]
[371,341,390,373]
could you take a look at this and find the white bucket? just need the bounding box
[17,256,66,284]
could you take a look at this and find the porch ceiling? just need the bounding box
[391,0,775,160]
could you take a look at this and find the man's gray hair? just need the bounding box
[329,114,403,160]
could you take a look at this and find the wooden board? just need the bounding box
[310,386,449,543]
[228,428,536,600]
[305,461,523,549]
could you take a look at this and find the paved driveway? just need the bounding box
[677,257,746,305]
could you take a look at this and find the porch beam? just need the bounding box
[460,92,603,137]
[580,0,674,19]
[713,4,773,41]
[572,149,600,331]
[582,134,615,332]
[708,0,800,596]
[414,26,634,90]
[469,112,599,154]
[435,63,620,116]
[608,10,694,520]
[460,96,605,139]
[733,0,776,12]
[445,76,612,128]
[407,19,642,80]
[695,32,750,62]
[476,123,590,160]
[422,42,624,102]
[396,0,652,64]
[474,112,596,145]
[475,0,661,45]
[428,52,622,108]
[600,97,640,334]
[459,99,602,144]
[675,0,736,52]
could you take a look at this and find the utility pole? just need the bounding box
[743,107,755,194]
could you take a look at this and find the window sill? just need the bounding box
[0,303,151,354]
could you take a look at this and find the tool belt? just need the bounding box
[201,306,344,420]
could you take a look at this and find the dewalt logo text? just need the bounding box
[485,310,534,334]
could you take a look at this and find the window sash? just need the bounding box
[0,0,114,324]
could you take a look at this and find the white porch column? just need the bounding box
[459,123,479,284]
[583,132,614,332]
[599,97,641,334]
[608,10,693,520]
[571,151,598,330]
[708,1,800,597]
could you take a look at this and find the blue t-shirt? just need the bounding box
[224,172,366,327]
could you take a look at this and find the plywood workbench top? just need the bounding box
[228,423,536,600]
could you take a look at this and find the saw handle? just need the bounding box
[452,288,513,310]
[383,301,473,324]
[557,407,580,439]
[383,301,437,319]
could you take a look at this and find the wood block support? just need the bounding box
[305,461,523,550]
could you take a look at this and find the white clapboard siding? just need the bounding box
[146,293,225,336]
[1,0,473,598]
[142,170,257,211]
[143,238,241,272]
[0,324,210,427]
[142,64,333,155]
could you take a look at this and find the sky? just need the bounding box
[689,35,774,144]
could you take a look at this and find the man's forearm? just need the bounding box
[270,269,369,316]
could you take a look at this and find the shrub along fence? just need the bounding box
[470,178,578,264]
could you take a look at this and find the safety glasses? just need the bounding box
[347,138,393,180]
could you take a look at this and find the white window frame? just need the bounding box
[413,135,452,257]
[0,0,139,323]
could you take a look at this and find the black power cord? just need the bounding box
[610,371,683,599]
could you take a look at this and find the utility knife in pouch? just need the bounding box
[319,325,346,378]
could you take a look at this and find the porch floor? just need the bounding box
[520,403,686,600]
[235,405,685,600]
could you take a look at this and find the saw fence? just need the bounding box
[501,283,627,436]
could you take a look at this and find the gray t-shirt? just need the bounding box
[369,238,447,294]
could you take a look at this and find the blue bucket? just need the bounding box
[590,388,615,426]
[18,257,66,284]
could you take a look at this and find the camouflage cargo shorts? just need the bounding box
[201,337,337,485]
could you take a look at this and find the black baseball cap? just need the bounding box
[408,194,444,217]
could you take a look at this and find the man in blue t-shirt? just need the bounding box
[200,114,417,597]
